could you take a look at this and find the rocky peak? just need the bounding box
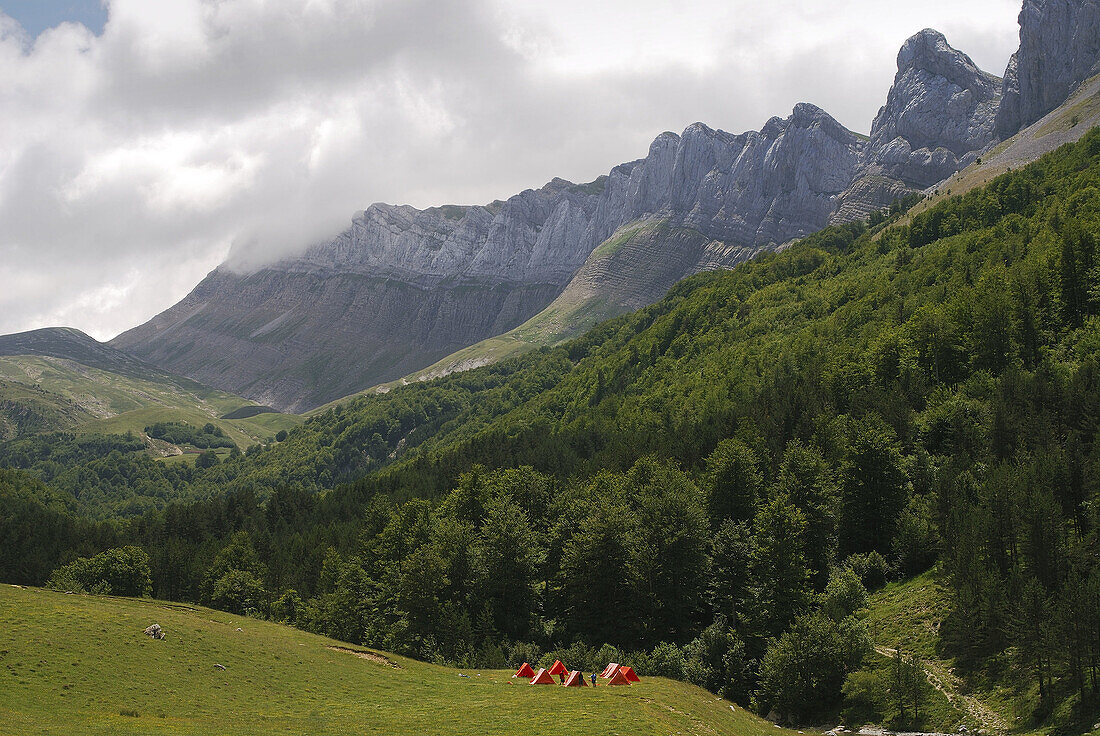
[898,30,998,97]
[996,0,1100,138]
[831,30,1001,222]
[874,29,1001,163]
[789,102,855,138]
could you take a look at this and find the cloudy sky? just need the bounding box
[1,0,1022,341]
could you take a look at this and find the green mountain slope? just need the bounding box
[0,377,95,439]
[0,585,790,736]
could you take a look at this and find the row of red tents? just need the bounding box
[513,660,640,686]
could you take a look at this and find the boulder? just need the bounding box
[143,624,164,640]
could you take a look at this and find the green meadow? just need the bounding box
[0,585,800,736]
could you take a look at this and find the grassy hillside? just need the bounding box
[0,585,793,736]
[863,573,1016,733]
[0,377,95,439]
[910,73,1100,219]
[0,354,301,448]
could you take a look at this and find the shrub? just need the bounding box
[47,546,153,597]
[753,613,870,723]
[270,589,303,624]
[196,450,219,469]
[507,640,542,668]
[209,569,267,616]
[683,617,751,702]
[646,641,687,680]
[891,495,940,576]
[592,643,625,672]
[844,551,890,590]
[820,566,869,622]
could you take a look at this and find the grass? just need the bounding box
[862,571,1061,734]
[0,585,799,736]
[865,570,949,660]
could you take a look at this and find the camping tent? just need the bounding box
[599,662,619,678]
[548,660,568,676]
[606,668,631,686]
[562,670,588,687]
[513,662,535,678]
[529,668,556,685]
[620,666,640,682]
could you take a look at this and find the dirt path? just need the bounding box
[327,646,402,668]
[875,647,1010,734]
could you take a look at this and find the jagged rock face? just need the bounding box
[638,105,864,245]
[872,29,1001,178]
[997,0,1100,138]
[112,269,565,412]
[282,179,611,287]
[113,105,863,411]
[834,30,1002,223]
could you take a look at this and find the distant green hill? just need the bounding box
[0,585,791,736]
[0,328,301,448]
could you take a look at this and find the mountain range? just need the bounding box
[33,0,1100,412]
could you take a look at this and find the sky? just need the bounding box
[0,0,1022,341]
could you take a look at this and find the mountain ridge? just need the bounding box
[112,103,865,412]
[108,0,1100,412]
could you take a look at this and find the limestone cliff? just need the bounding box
[112,2,1100,411]
[996,0,1100,138]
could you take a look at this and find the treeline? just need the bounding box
[4,130,1100,727]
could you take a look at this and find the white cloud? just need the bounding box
[0,0,1022,341]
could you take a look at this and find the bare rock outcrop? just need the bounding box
[834,30,1001,222]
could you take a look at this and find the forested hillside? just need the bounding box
[5,129,1100,728]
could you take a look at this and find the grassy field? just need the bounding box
[0,585,800,736]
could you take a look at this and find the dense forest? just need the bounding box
[5,130,1100,727]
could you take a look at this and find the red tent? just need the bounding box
[599,662,619,678]
[606,668,631,686]
[529,667,556,685]
[548,660,568,676]
[513,662,535,678]
[562,670,588,687]
[620,666,640,682]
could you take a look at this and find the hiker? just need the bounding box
[590,672,597,687]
